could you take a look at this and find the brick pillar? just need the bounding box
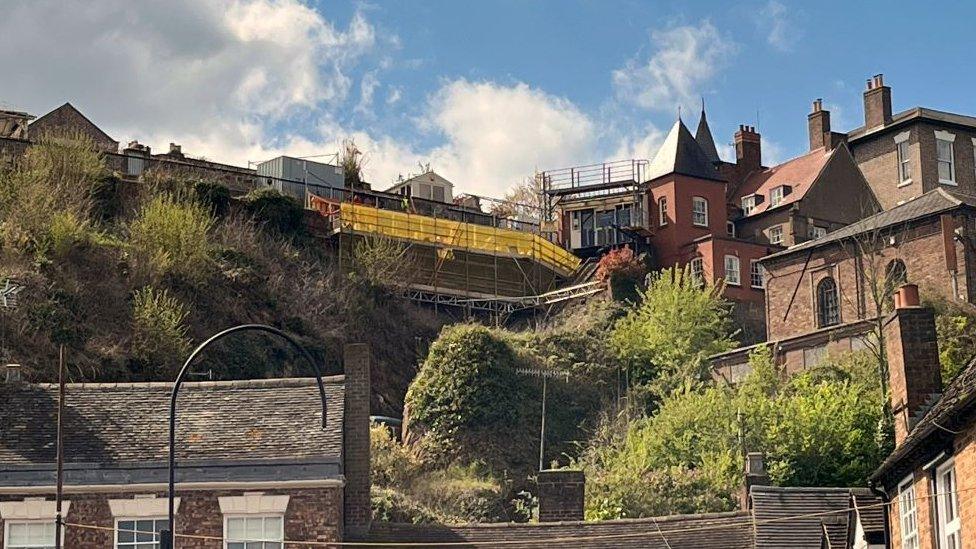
[343,343,371,537]
[740,452,771,509]
[883,287,942,446]
[537,470,585,522]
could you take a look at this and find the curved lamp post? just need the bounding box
[159,324,329,549]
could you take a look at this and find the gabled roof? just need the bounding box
[733,147,835,217]
[695,109,721,163]
[29,102,118,146]
[646,119,724,183]
[763,188,976,262]
[873,350,976,482]
[752,486,871,549]
[0,377,345,486]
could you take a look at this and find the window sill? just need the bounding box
[940,179,958,186]
[726,282,741,287]
[693,222,708,228]
[751,285,765,290]
[897,179,913,188]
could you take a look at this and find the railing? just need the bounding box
[539,159,648,194]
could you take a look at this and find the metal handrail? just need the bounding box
[539,159,648,192]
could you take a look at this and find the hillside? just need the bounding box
[0,134,448,416]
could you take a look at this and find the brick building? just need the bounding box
[0,344,372,548]
[29,103,119,153]
[714,189,976,378]
[544,107,876,341]
[837,75,976,211]
[870,287,976,549]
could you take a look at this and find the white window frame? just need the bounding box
[936,459,961,549]
[658,197,668,226]
[724,255,741,286]
[769,225,784,245]
[895,131,912,186]
[898,475,920,549]
[3,520,58,549]
[692,196,708,227]
[727,221,736,237]
[750,260,765,289]
[223,514,284,549]
[690,257,704,285]
[114,517,168,549]
[770,186,785,207]
[741,195,757,216]
[936,130,956,185]
[808,224,827,240]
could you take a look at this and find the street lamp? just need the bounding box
[159,324,330,549]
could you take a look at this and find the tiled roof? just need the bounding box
[732,147,835,217]
[646,119,724,182]
[695,109,721,163]
[0,377,344,466]
[847,107,976,141]
[361,511,754,548]
[763,188,976,262]
[752,486,859,549]
[851,491,886,541]
[873,351,976,481]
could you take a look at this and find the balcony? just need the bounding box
[539,159,648,198]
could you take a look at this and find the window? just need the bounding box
[616,204,632,228]
[750,260,764,289]
[570,210,581,231]
[690,257,704,285]
[807,224,827,240]
[899,477,919,549]
[692,197,708,227]
[116,518,167,549]
[432,185,445,202]
[658,197,668,226]
[225,516,284,549]
[741,195,757,216]
[936,131,956,184]
[884,259,908,299]
[4,521,56,549]
[816,277,840,327]
[936,460,961,549]
[418,182,432,199]
[895,131,912,184]
[770,186,784,207]
[769,225,784,245]
[727,221,736,237]
[724,255,740,286]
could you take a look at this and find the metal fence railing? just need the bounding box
[539,159,647,194]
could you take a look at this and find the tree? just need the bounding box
[578,348,887,519]
[489,178,543,223]
[610,266,736,400]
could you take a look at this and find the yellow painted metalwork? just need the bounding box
[338,202,580,275]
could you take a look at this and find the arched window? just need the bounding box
[885,259,908,293]
[817,277,840,327]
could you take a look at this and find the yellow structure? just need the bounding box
[337,202,580,276]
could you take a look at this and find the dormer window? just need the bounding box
[769,185,792,207]
[741,195,760,216]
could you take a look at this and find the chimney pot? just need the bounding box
[4,364,23,384]
[896,283,920,308]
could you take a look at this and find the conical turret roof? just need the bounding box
[646,119,722,182]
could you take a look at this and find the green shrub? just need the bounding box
[371,424,421,488]
[371,488,440,524]
[408,463,508,523]
[243,188,305,235]
[131,286,191,377]
[404,324,532,468]
[128,193,214,283]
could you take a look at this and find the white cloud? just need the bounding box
[759,1,801,52]
[355,71,380,115]
[612,21,737,114]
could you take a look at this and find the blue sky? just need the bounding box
[2,0,974,196]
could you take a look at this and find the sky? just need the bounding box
[2,0,975,197]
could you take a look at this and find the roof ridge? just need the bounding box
[27,375,345,390]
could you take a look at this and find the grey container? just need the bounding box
[255,156,345,202]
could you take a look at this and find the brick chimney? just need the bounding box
[343,343,372,537]
[808,99,831,151]
[863,74,892,129]
[740,452,771,509]
[735,125,762,172]
[537,469,585,522]
[168,143,184,158]
[883,284,942,446]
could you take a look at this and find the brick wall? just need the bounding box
[0,487,342,548]
[883,306,943,445]
[537,470,585,522]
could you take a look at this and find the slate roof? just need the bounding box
[361,511,754,548]
[0,377,345,485]
[646,119,725,183]
[763,188,976,262]
[751,486,868,549]
[873,351,976,482]
[733,147,836,217]
[695,109,721,164]
[847,107,976,141]
[851,491,886,543]
[29,102,118,146]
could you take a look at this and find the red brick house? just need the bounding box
[870,288,976,549]
[0,345,371,548]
